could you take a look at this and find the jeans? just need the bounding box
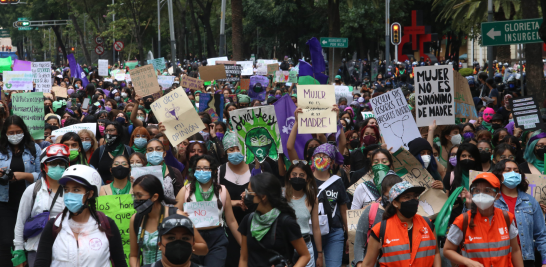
[197,227,229,267]
[0,203,18,266]
[294,239,315,267]
[312,227,344,267]
[27,251,37,267]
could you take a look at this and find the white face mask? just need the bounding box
[472,193,496,210]
[131,163,143,168]
[421,155,431,168]
[450,134,462,145]
[7,133,24,145]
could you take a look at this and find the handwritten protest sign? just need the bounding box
[131,166,163,184]
[453,71,478,122]
[151,87,206,146]
[51,86,67,98]
[125,74,131,82]
[32,62,52,93]
[370,88,420,150]
[12,92,44,139]
[361,112,375,120]
[275,71,289,83]
[335,86,352,104]
[13,59,31,71]
[218,64,243,82]
[347,208,366,263]
[510,96,544,131]
[229,106,281,163]
[158,76,175,89]
[4,71,33,91]
[414,65,454,127]
[288,70,298,83]
[256,59,277,75]
[184,201,220,228]
[96,194,135,267]
[296,85,337,134]
[240,79,250,90]
[198,65,227,82]
[147,57,166,71]
[267,63,279,76]
[131,65,161,100]
[392,147,434,188]
[115,73,126,81]
[206,56,228,66]
[181,75,204,90]
[51,123,96,143]
[98,59,109,76]
[237,61,254,76]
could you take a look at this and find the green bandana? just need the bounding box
[110,143,125,157]
[372,164,390,193]
[533,157,545,174]
[195,183,214,202]
[110,180,132,195]
[462,169,470,190]
[251,208,281,241]
[132,144,147,154]
[482,121,493,133]
[144,108,152,114]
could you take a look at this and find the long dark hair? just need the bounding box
[491,129,508,147]
[452,143,482,190]
[182,142,208,178]
[134,174,177,205]
[60,132,86,164]
[285,162,317,209]
[492,159,528,192]
[0,115,36,158]
[368,149,394,171]
[186,154,223,210]
[251,173,296,219]
[303,138,322,161]
[440,125,459,147]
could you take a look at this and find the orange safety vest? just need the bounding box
[452,209,515,267]
[371,214,436,267]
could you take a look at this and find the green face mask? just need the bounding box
[47,165,65,180]
[69,149,79,161]
[126,112,132,118]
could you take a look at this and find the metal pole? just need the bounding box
[112,0,115,63]
[256,27,258,58]
[44,30,46,60]
[487,0,493,78]
[158,0,161,58]
[385,0,390,65]
[167,0,176,65]
[218,0,226,56]
[49,28,50,60]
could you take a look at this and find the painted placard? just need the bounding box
[184,201,220,228]
[32,62,52,93]
[131,65,161,100]
[217,64,243,82]
[414,65,455,127]
[13,59,31,71]
[361,112,375,120]
[147,57,166,71]
[11,92,44,139]
[267,63,279,76]
[98,59,109,76]
[158,76,175,89]
[3,71,33,91]
[181,75,204,91]
[510,96,544,131]
[296,85,337,134]
[115,73,126,81]
[335,86,352,104]
[453,71,478,122]
[51,123,96,143]
[206,56,228,66]
[237,61,254,76]
[288,70,298,83]
[256,59,277,75]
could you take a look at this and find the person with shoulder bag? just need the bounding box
[12,144,70,267]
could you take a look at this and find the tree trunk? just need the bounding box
[196,0,216,58]
[328,0,341,82]
[52,26,68,64]
[188,0,203,59]
[444,33,451,61]
[493,8,513,63]
[539,0,546,43]
[69,13,92,66]
[231,0,244,60]
[522,0,544,101]
[174,0,187,62]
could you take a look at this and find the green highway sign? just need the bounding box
[0,34,9,38]
[18,27,33,31]
[320,37,348,48]
[481,18,543,46]
[17,17,29,21]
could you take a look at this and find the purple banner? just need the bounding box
[13,59,31,71]
[248,75,269,102]
[67,54,89,88]
[273,94,312,160]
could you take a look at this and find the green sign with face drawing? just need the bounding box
[228,106,281,163]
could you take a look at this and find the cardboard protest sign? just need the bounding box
[206,56,228,66]
[13,59,31,71]
[131,65,161,100]
[0,56,12,73]
[115,73,126,81]
[98,59,108,76]
[361,112,375,120]
[347,207,367,263]
[288,70,298,83]
[510,96,544,131]
[125,74,131,82]
[229,106,281,163]
[150,87,206,146]
[414,65,455,127]
[248,75,269,101]
[267,63,279,76]
[237,61,254,76]
[335,86,352,104]
[51,86,68,98]
[3,71,33,90]
[256,59,277,75]
[158,76,175,89]
[296,85,337,134]
[184,201,220,228]
[392,147,435,189]
[217,64,243,82]
[240,78,250,90]
[198,65,227,82]
[51,123,96,142]
[131,166,163,184]
[147,57,166,71]
[32,62,52,93]
[181,75,204,90]
[96,194,136,267]
[453,71,478,122]
[417,188,448,220]
[369,88,420,150]
[199,93,224,122]
[12,92,44,139]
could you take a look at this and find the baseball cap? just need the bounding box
[335,75,341,79]
[158,214,195,237]
[472,172,500,188]
[389,181,426,202]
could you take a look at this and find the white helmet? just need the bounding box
[59,165,102,197]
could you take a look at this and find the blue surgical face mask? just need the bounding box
[134,137,148,148]
[82,141,92,152]
[147,151,164,165]
[227,151,244,165]
[502,171,521,189]
[195,170,212,184]
[47,165,65,180]
[64,192,85,213]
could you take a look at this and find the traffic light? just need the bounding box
[15,21,30,27]
[391,23,401,45]
[71,47,75,51]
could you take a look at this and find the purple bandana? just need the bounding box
[312,143,344,165]
[528,132,546,147]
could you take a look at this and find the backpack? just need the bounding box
[246,212,294,265]
[366,203,380,241]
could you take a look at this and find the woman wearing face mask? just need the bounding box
[78,129,98,163]
[239,173,311,267]
[476,107,496,133]
[181,140,208,181]
[499,135,525,164]
[34,165,127,267]
[359,125,381,147]
[363,181,441,267]
[60,132,88,166]
[443,173,524,267]
[12,145,69,267]
[428,121,461,168]
[0,116,42,266]
[340,112,354,131]
[90,121,134,183]
[285,161,323,267]
[130,107,149,128]
[130,152,147,168]
[103,99,117,113]
[142,214,205,267]
[408,138,444,188]
[129,175,208,267]
[353,175,402,267]
[477,140,493,171]
[176,155,240,266]
[348,144,381,187]
[351,149,394,210]
[146,139,184,199]
[492,143,517,164]
[519,131,546,175]
[99,155,133,196]
[130,127,151,154]
[461,123,476,140]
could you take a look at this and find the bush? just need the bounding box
[458,68,474,77]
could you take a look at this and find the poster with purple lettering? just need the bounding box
[296,85,337,134]
[248,75,269,101]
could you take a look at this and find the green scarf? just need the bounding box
[110,143,125,157]
[462,169,470,190]
[482,121,493,133]
[110,180,131,195]
[532,158,544,174]
[251,208,281,241]
[132,144,146,154]
[144,108,152,114]
[147,162,168,177]
[195,183,214,202]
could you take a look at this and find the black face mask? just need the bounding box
[112,166,130,179]
[289,178,306,191]
[243,194,258,211]
[399,199,419,218]
[492,123,502,130]
[535,148,546,160]
[343,154,351,165]
[133,199,154,214]
[144,102,152,109]
[479,151,491,163]
[105,134,118,146]
[306,147,316,161]
[459,159,475,170]
[164,240,192,265]
[380,196,390,208]
[350,139,360,149]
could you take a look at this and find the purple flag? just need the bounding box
[67,54,89,88]
[298,60,329,84]
[248,75,269,101]
[13,59,31,71]
[273,94,312,160]
[306,37,325,73]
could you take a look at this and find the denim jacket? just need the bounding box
[495,190,546,262]
[0,143,41,202]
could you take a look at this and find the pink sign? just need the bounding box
[13,59,31,71]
